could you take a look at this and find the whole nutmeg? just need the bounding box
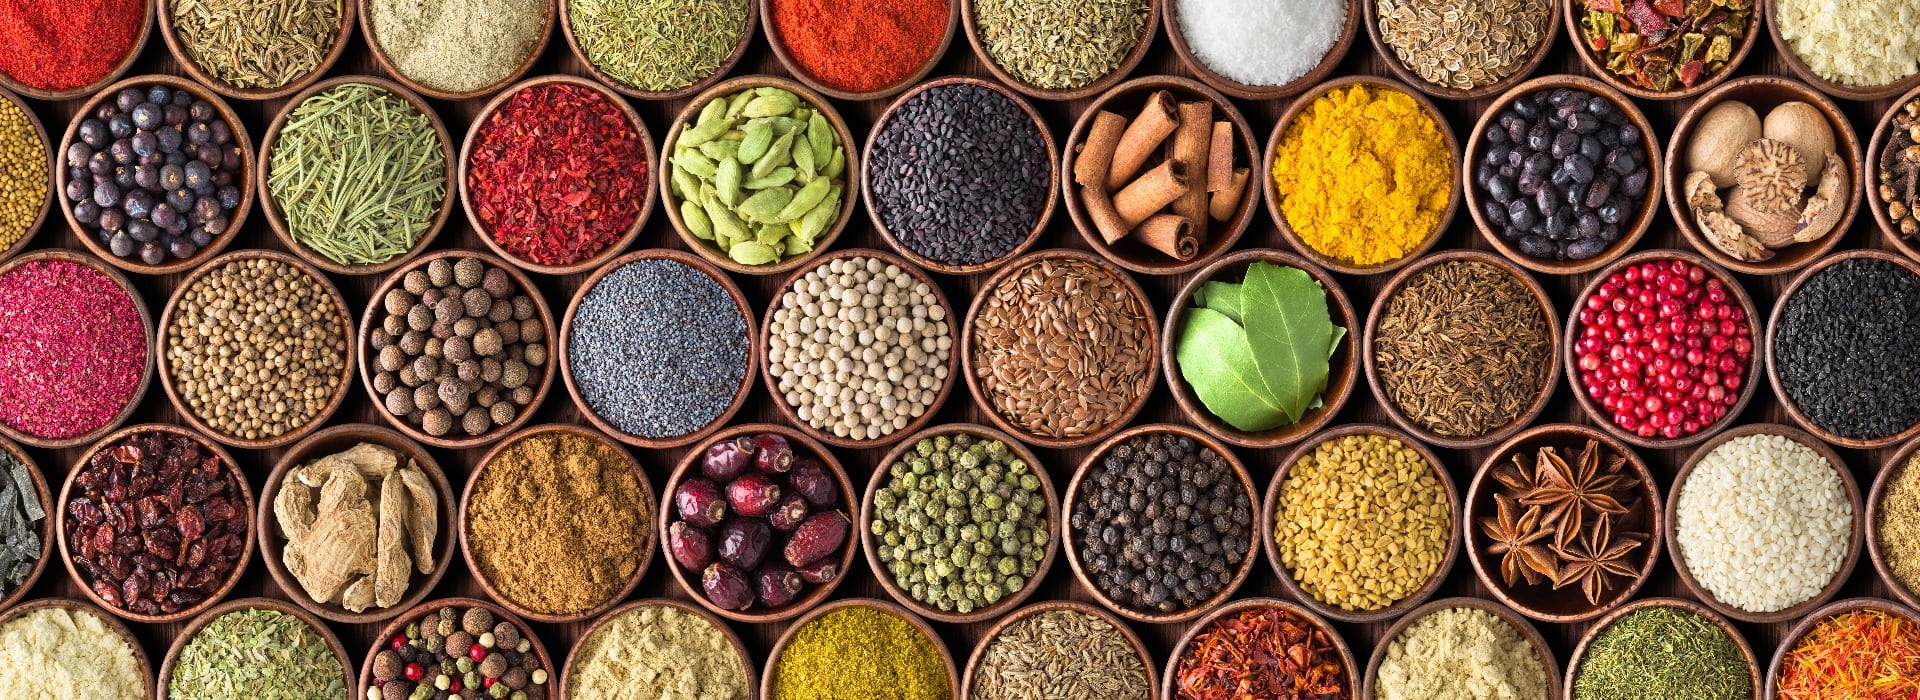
[482,268,512,298]
[445,631,475,658]
[462,607,493,636]
[422,408,453,436]
[383,289,414,315]
[454,258,485,288]
[403,270,431,294]
[472,328,503,357]
[462,409,492,435]
[462,288,492,318]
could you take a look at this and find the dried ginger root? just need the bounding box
[374,474,412,609]
[285,467,377,604]
[397,466,437,573]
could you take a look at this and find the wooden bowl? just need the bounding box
[356,249,557,449]
[0,598,154,696]
[258,423,456,625]
[0,0,151,101]
[1869,434,1920,611]
[760,248,958,449]
[1467,423,1662,623]
[1360,597,1563,700]
[1263,423,1459,624]
[1564,597,1761,699]
[1364,250,1560,449]
[459,423,655,624]
[1366,0,1558,101]
[961,0,1158,101]
[1162,247,1357,449]
[1764,597,1920,699]
[0,436,52,614]
[1765,0,1920,102]
[862,76,1057,276]
[1163,597,1358,699]
[1062,75,1259,275]
[963,249,1158,449]
[762,0,956,101]
[961,599,1157,699]
[158,597,351,697]
[58,75,252,275]
[658,75,859,276]
[661,422,858,624]
[559,0,757,101]
[1065,423,1259,624]
[259,75,454,276]
[57,423,253,624]
[1464,75,1662,275]
[861,423,1058,624]
[1667,423,1862,624]
[357,0,553,101]
[1564,249,1762,450]
[357,597,555,699]
[761,597,960,698]
[1268,75,1459,276]
[1163,0,1358,100]
[0,86,55,265]
[560,249,757,449]
[559,598,757,699]
[1867,83,1920,262]
[157,0,354,100]
[460,75,655,276]
[0,249,153,450]
[156,249,355,450]
[1565,0,1762,101]
[1766,250,1920,449]
[1666,76,1859,275]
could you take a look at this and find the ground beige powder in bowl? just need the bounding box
[1374,606,1547,700]
[0,606,144,698]
[568,603,749,699]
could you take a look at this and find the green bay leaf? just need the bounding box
[1176,307,1289,431]
[1194,281,1244,323]
[1242,262,1335,423]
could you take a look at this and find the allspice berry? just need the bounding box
[463,608,493,636]
[369,256,548,440]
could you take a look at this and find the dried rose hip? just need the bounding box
[753,433,793,473]
[63,431,246,616]
[701,436,754,482]
[668,521,713,571]
[788,460,837,507]
[767,494,810,531]
[756,567,803,608]
[717,518,770,571]
[797,558,840,584]
[703,562,753,610]
[675,478,727,528]
[726,472,781,518]
[785,511,848,567]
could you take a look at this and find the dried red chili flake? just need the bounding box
[0,259,146,440]
[468,83,650,267]
[1175,606,1350,700]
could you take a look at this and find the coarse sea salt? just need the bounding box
[1175,0,1344,87]
[1675,433,1851,614]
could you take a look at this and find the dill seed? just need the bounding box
[1373,259,1551,439]
[972,609,1151,700]
[169,0,344,91]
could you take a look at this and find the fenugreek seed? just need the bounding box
[1274,432,1450,613]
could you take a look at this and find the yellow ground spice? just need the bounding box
[0,98,44,251]
[770,606,949,700]
[1272,85,1450,267]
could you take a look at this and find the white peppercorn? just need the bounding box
[769,256,951,441]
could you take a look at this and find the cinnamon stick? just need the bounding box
[1171,101,1213,244]
[1106,91,1177,190]
[1074,111,1127,188]
[1112,160,1188,231]
[1208,122,1234,191]
[1134,214,1198,260]
[1209,168,1249,222]
[1081,188,1132,245]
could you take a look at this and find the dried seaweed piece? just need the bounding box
[374,473,411,608]
[396,465,436,574]
[284,467,376,604]
[7,461,40,520]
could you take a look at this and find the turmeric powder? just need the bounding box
[1273,85,1451,267]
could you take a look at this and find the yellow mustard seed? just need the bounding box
[0,98,45,251]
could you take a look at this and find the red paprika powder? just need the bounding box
[0,0,145,91]
[771,0,948,93]
[467,83,650,267]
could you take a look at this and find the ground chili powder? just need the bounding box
[0,259,146,440]
[468,83,650,267]
[0,0,145,91]
[770,0,948,93]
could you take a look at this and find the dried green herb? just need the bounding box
[266,82,447,267]
[1573,606,1751,700]
[167,608,346,700]
[1177,262,1343,432]
[171,0,344,90]
[0,451,41,598]
[569,0,749,93]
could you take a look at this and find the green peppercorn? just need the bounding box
[872,432,1050,612]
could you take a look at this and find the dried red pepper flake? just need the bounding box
[0,259,146,440]
[467,83,649,267]
[1175,607,1351,700]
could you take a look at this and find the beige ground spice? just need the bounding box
[1375,607,1547,700]
[466,431,650,615]
[1878,452,1920,593]
[570,604,749,699]
[0,606,145,698]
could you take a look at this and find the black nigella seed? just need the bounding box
[868,84,1049,268]
[1775,258,1920,440]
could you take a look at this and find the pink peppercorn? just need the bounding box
[0,259,146,439]
[1573,259,1751,441]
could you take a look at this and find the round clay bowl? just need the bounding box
[1766,250,1920,449]
[1666,76,1859,275]
[0,249,153,450]
[760,247,957,449]
[1564,597,1761,699]
[1161,247,1357,449]
[1564,249,1762,450]
[356,249,557,450]
[0,436,52,614]
[1764,598,1920,699]
[1464,74,1662,275]
[1565,0,1761,100]
[863,76,1057,276]
[460,75,656,276]
[0,86,55,265]
[659,75,859,276]
[58,75,252,275]
[1062,75,1259,275]
[761,598,960,698]
[156,249,356,450]
[57,423,254,624]
[661,422,858,624]
[560,249,757,449]
[961,0,1158,101]
[559,0,757,101]
[1363,250,1560,449]
[1164,0,1358,100]
[1367,0,1558,100]
[1667,423,1863,624]
[1361,597,1563,700]
[0,0,151,101]
[159,597,351,697]
[1467,423,1662,623]
[357,0,553,101]
[1765,0,1920,102]
[1065,423,1259,624]
[962,599,1158,699]
[1263,423,1459,624]
[0,598,154,697]
[1868,83,1920,262]
[963,249,1159,450]
[1163,597,1358,699]
[559,598,757,699]
[157,0,354,100]
[357,597,555,699]
[1869,434,1920,611]
[258,75,454,276]
[258,423,456,625]
[458,423,655,624]
[1268,75,1460,276]
[861,423,1058,624]
[762,0,956,101]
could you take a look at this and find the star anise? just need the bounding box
[1521,440,1638,547]
[1478,493,1558,586]
[1549,515,1646,605]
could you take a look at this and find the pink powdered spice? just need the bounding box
[0,259,145,439]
